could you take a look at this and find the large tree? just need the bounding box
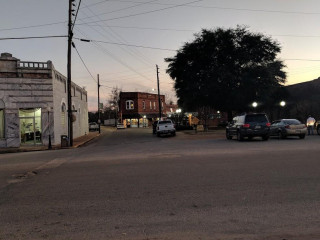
[165,26,286,120]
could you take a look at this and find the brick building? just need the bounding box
[0,53,88,147]
[119,92,166,127]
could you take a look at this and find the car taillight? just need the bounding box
[266,122,271,127]
[242,124,250,128]
[285,125,290,129]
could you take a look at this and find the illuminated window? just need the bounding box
[126,100,134,110]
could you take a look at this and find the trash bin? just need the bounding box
[61,135,69,147]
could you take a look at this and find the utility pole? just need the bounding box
[97,74,101,134]
[156,65,162,119]
[67,0,74,146]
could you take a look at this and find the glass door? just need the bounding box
[19,108,42,146]
[20,117,35,145]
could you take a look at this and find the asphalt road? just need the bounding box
[1,127,320,240]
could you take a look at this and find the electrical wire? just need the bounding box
[74,27,155,83]
[74,37,176,51]
[0,35,67,40]
[76,0,203,25]
[0,21,66,32]
[78,5,154,67]
[72,42,97,83]
[79,0,160,20]
[80,0,320,15]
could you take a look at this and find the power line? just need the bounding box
[80,0,320,15]
[0,35,67,40]
[79,25,320,38]
[78,24,194,32]
[78,4,154,67]
[74,37,176,51]
[79,0,160,20]
[0,21,66,32]
[80,0,113,9]
[74,27,154,83]
[76,0,203,25]
[72,42,97,83]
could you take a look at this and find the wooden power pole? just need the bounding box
[67,0,73,146]
[156,65,162,119]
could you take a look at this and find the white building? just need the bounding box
[0,53,89,148]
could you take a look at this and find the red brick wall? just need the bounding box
[120,92,166,116]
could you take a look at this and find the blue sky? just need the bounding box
[1,0,320,111]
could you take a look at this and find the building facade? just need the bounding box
[119,92,166,127]
[0,53,88,148]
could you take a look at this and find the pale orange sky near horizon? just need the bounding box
[1,0,320,111]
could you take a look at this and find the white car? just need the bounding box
[156,120,176,137]
[89,122,99,131]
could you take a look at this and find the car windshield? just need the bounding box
[158,121,172,124]
[245,114,267,123]
[283,119,301,125]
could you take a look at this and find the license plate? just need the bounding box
[255,126,261,129]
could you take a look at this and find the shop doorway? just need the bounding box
[19,108,42,145]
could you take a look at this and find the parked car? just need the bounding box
[270,119,307,139]
[89,122,99,131]
[226,113,270,141]
[116,123,125,129]
[156,120,176,137]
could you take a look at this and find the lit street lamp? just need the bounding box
[252,102,258,108]
[279,100,286,118]
[176,108,182,126]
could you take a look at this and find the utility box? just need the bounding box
[61,135,69,147]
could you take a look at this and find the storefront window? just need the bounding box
[19,108,42,145]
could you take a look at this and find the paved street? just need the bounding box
[1,127,320,240]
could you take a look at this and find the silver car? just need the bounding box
[270,119,307,139]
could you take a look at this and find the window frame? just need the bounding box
[126,100,134,110]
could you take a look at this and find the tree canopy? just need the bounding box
[165,26,286,118]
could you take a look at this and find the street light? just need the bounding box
[252,102,258,108]
[176,108,182,126]
[143,115,146,128]
[47,106,52,150]
[279,101,286,118]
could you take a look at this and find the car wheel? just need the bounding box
[226,131,232,140]
[262,135,269,141]
[299,134,305,139]
[237,131,243,141]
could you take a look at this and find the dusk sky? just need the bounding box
[1,0,320,111]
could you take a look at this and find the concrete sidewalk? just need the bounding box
[0,131,100,154]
